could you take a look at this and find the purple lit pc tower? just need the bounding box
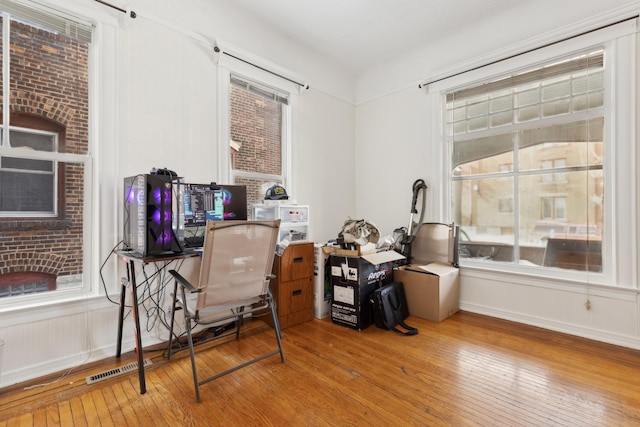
[123,174,183,256]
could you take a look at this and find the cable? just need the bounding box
[99,239,129,306]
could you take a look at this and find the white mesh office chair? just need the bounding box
[167,219,284,402]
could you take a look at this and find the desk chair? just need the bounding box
[167,219,284,402]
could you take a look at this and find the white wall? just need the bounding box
[0,0,355,387]
[354,1,640,350]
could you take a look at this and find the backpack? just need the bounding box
[370,282,418,336]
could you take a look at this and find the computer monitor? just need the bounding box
[183,184,224,227]
[183,183,248,225]
[219,184,248,220]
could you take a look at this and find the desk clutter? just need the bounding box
[122,171,310,255]
[313,221,461,332]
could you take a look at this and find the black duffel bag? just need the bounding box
[370,282,418,336]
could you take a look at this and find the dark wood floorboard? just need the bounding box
[2,311,640,426]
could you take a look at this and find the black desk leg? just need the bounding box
[116,268,128,358]
[128,260,147,394]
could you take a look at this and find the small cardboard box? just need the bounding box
[322,242,377,257]
[313,243,332,319]
[330,250,405,330]
[395,262,459,322]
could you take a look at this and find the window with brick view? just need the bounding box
[229,75,287,209]
[0,7,91,298]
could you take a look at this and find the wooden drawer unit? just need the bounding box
[267,242,314,329]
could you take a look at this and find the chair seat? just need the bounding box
[181,292,265,323]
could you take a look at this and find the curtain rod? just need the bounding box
[214,46,309,90]
[94,0,136,18]
[418,15,638,89]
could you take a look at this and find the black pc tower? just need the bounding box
[123,174,183,256]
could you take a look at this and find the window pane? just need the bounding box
[230,82,283,176]
[518,170,602,245]
[0,161,85,296]
[519,119,603,171]
[1,156,53,172]
[452,176,515,248]
[9,17,89,155]
[9,129,55,151]
[449,49,605,272]
[229,75,287,207]
[0,169,54,212]
[452,133,514,175]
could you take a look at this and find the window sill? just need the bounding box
[0,218,72,231]
[459,262,638,301]
[0,292,119,328]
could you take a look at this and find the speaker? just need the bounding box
[123,174,183,256]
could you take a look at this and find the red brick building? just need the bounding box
[0,19,88,296]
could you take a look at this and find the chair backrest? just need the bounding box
[195,219,281,311]
[411,222,456,266]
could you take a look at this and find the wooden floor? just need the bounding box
[2,311,640,426]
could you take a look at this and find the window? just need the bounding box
[227,74,289,208]
[448,46,609,274]
[217,50,297,213]
[0,1,92,299]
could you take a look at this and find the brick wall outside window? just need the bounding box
[0,18,88,294]
[230,84,283,206]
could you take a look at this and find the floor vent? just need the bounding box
[86,359,152,385]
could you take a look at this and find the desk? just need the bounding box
[115,250,199,394]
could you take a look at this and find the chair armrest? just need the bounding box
[169,269,200,293]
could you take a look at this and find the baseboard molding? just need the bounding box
[460,302,640,350]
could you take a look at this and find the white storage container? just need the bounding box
[253,203,310,243]
[252,204,309,222]
[279,224,309,243]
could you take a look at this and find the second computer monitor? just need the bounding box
[219,184,248,221]
[183,183,247,227]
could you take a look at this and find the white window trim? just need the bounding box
[216,50,298,198]
[427,19,637,289]
[0,3,109,312]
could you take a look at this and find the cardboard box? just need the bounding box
[394,262,459,322]
[322,242,377,257]
[330,250,405,330]
[313,244,332,319]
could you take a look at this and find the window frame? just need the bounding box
[428,19,637,289]
[0,2,96,307]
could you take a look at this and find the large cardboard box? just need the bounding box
[313,244,332,319]
[330,251,405,330]
[395,262,459,322]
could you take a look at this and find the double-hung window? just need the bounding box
[438,19,636,286]
[217,53,294,210]
[0,1,93,299]
[229,75,289,206]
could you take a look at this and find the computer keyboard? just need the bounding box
[183,235,205,248]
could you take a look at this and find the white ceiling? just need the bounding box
[228,0,528,75]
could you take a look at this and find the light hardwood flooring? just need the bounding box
[2,311,640,426]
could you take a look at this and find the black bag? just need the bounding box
[370,282,418,336]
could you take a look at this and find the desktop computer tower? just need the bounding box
[123,174,183,256]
